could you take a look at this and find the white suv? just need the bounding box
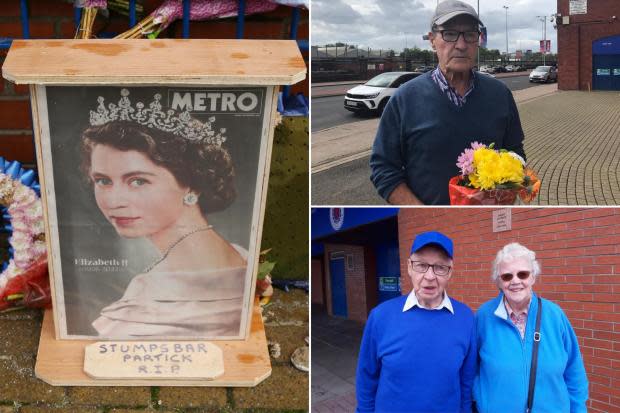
[344,72,420,114]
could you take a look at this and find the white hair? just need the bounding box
[491,242,541,281]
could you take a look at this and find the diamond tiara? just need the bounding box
[89,89,227,146]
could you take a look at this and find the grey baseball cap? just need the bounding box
[431,0,483,28]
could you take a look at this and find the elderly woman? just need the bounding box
[473,243,588,413]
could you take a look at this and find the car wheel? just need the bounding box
[376,98,389,115]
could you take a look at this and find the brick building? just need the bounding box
[557,0,620,90]
[313,207,620,412]
[0,0,309,166]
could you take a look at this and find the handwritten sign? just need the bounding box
[84,341,224,380]
[492,209,512,233]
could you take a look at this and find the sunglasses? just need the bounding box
[499,271,531,282]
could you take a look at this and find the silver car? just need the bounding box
[529,66,558,83]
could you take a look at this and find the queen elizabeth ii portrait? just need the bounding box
[42,86,268,339]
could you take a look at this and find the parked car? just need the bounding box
[479,65,494,74]
[529,66,558,83]
[414,66,434,73]
[493,65,507,73]
[344,72,421,114]
[505,65,515,72]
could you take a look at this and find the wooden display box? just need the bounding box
[2,39,306,386]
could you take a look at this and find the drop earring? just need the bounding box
[183,192,198,206]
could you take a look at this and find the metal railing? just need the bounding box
[1,0,307,105]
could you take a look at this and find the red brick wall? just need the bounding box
[557,0,620,90]
[311,258,324,305]
[398,207,620,413]
[0,0,308,165]
[323,244,369,322]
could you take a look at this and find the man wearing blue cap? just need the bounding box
[356,230,476,413]
[370,0,526,205]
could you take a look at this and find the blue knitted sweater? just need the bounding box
[356,294,476,413]
[370,71,525,204]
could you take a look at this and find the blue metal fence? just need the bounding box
[1,0,307,112]
[2,1,307,51]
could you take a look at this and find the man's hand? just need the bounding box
[387,183,424,205]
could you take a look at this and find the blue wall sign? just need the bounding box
[312,207,399,240]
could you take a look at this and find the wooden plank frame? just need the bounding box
[35,300,272,386]
[1,39,305,386]
[3,39,306,86]
[2,38,304,386]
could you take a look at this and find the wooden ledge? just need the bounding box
[2,39,306,86]
[35,300,271,387]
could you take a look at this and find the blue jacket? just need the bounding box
[474,293,588,413]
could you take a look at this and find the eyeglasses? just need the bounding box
[499,271,531,282]
[435,30,480,43]
[409,261,451,277]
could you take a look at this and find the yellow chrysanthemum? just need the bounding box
[468,148,524,190]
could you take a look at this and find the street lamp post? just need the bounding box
[503,6,509,64]
[536,15,547,65]
[477,0,480,69]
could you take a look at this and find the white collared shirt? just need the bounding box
[402,290,454,314]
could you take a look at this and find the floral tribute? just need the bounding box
[449,142,541,205]
[0,158,50,311]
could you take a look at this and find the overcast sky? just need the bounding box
[312,0,558,54]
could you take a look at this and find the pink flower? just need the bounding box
[456,141,487,176]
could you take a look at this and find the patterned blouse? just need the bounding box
[504,298,528,339]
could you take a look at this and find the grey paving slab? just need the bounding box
[312,310,365,412]
[520,91,620,205]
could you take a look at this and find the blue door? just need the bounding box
[375,240,401,303]
[593,36,620,91]
[329,258,347,317]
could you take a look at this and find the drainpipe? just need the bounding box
[577,23,581,90]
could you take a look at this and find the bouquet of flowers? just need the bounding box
[74,0,108,39]
[449,142,541,205]
[115,0,280,39]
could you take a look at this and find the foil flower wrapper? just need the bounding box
[448,169,541,206]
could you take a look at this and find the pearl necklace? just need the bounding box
[143,225,213,273]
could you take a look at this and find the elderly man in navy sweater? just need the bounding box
[370,0,526,205]
[356,231,476,413]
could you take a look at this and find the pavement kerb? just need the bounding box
[311,83,558,173]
